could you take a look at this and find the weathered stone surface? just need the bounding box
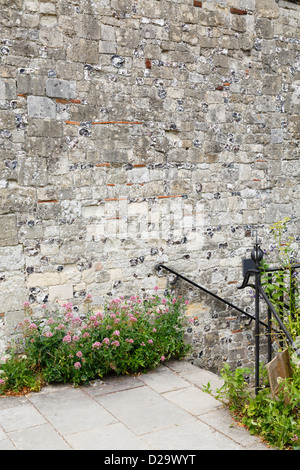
[0,78,17,104]
[27,119,63,138]
[46,79,76,99]
[49,284,73,301]
[27,96,56,119]
[39,26,64,48]
[256,0,280,19]
[0,215,18,247]
[0,245,24,271]
[17,75,46,96]
[0,273,27,313]
[18,156,48,187]
[0,0,299,375]
[67,38,99,64]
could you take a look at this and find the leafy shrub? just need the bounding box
[0,289,191,394]
[209,362,300,450]
[260,217,300,341]
[0,353,44,394]
[217,218,300,450]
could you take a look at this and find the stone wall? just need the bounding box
[0,0,299,372]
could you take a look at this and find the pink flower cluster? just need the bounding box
[63,335,72,343]
[17,287,189,384]
[43,332,53,338]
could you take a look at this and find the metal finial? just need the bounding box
[251,230,264,265]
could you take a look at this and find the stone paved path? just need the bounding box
[0,360,269,450]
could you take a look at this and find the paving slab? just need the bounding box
[175,368,225,395]
[95,385,194,435]
[8,423,70,450]
[0,438,16,450]
[0,361,270,450]
[138,366,190,393]
[0,403,46,433]
[199,408,268,450]
[82,374,144,397]
[163,386,224,416]
[65,422,152,451]
[139,418,244,450]
[28,387,117,436]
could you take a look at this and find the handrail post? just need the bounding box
[254,269,260,394]
[290,268,296,320]
[279,271,284,350]
[267,273,272,363]
[251,234,264,395]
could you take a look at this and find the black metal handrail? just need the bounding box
[239,263,300,352]
[155,263,268,328]
[258,285,294,347]
[156,246,300,395]
[237,246,300,393]
[264,263,300,272]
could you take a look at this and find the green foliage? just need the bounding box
[258,218,300,344]
[228,218,299,449]
[0,290,191,394]
[0,353,43,394]
[213,363,252,413]
[210,362,300,450]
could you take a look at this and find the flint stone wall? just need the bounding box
[0,0,299,373]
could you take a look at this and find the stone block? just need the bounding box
[289,115,300,133]
[0,245,24,271]
[0,273,27,313]
[99,41,117,54]
[27,119,63,137]
[40,15,58,27]
[27,272,62,288]
[39,26,64,48]
[262,76,281,95]
[0,215,18,247]
[67,38,99,64]
[4,310,25,336]
[100,24,115,42]
[282,160,300,177]
[207,104,226,123]
[0,79,5,105]
[271,128,283,144]
[105,150,129,163]
[18,156,48,187]
[291,81,300,106]
[19,224,44,240]
[17,75,46,96]
[82,205,105,218]
[255,17,274,39]
[256,0,279,19]
[46,78,76,99]
[36,201,61,221]
[49,284,73,301]
[27,96,56,119]
[265,203,293,224]
[95,270,110,283]
[0,78,16,105]
[77,14,100,40]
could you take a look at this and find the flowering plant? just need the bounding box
[260,218,300,342]
[0,289,191,393]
